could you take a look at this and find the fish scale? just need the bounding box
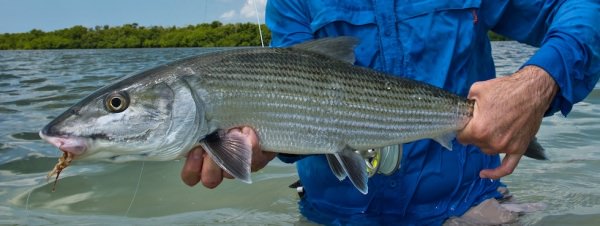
[184,46,472,153]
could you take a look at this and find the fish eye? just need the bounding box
[105,92,129,113]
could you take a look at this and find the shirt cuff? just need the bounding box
[522,36,584,116]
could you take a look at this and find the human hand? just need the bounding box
[180,127,276,188]
[457,66,558,179]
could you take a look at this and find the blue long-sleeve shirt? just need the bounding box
[266,0,600,225]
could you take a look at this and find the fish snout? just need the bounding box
[39,131,88,156]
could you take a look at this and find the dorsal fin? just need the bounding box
[290,37,358,64]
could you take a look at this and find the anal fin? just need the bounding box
[199,129,252,183]
[433,132,455,151]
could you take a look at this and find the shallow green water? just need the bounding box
[0,42,598,225]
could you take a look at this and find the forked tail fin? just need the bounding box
[524,137,547,160]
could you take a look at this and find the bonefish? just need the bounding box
[39,37,546,194]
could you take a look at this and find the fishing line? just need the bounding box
[124,161,145,217]
[24,149,60,222]
[252,0,265,47]
[24,187,32,223]
[25,189,32,210]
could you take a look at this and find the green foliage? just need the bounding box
[0,23,509,50]
[0,21,272,50]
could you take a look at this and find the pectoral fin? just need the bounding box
[199,129,252,183]
[333,147,369,194]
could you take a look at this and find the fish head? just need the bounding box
[40,69,204,162]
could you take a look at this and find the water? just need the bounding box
[0,42,598,225]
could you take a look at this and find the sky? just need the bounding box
[0,0,266,33]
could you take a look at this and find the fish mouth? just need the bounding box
[39,131,88,156]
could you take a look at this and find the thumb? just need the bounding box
[479,153,522,179]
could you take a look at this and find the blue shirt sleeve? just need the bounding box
[265,0,313,47]
[482,0,600,116]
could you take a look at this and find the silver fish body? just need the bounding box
[187,46,472,155]
[40,37,544,194]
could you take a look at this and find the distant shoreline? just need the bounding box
[0,22,509,50]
